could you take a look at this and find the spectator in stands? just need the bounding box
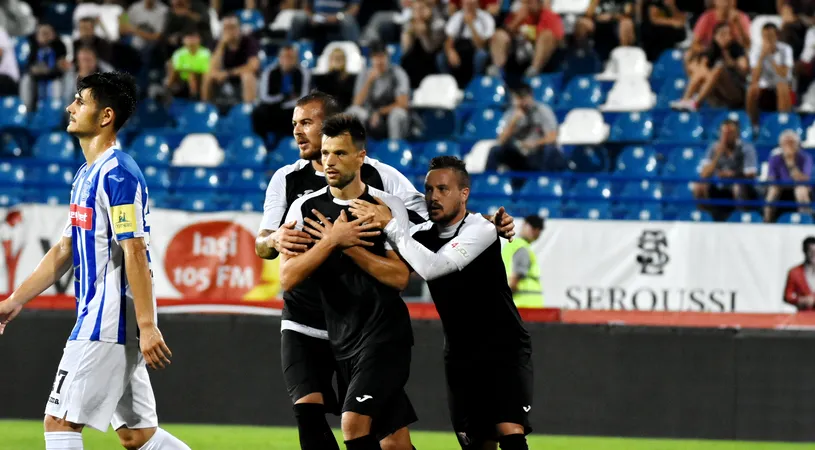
[487,83,563,172]
[747,23,794,128]
[252,44,310,139]
[287,0,361,51]
[165,27,211,99]
[448,0,501,17]
[119,0,169,67]
[162,0,211,54]
[577,0,636,60]
[778,0,815,59]
[671,22,748,111]
[212,0,258,17]
[488,0,564,80]
[63,46,114,104]
[74,17,113,65]
[347,42,411,140]
[439,0,495,87]
[201,15,260,104]
[763,130,812,222]
[20,23,70,110]
[0,26,19,96]
[400,0,446,89]
[693,118,757,221]
[313,47,356,108]
[0,0,36,37]
[687,0,750,74]
[639,0,688,61]
[783,236,815,310]
[362,0,407,45]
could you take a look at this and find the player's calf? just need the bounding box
[342,412,379,449]
[379,427,413,450]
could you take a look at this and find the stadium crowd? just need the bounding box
[2,0,815,223]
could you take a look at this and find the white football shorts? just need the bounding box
[44,340,158,432]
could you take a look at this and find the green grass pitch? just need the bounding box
[1,420,812,450]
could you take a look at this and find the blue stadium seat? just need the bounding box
[227,168,269,190]
[28,163,75,187]
[32,132,76,162]
[175,167,221,189]
[127,134,172,165]
[149,191,181,210]
[12,37,29,71]
[43,3,75,35]
[558,76,604,109]
[568,177,612,209]
[467,199,502,216]
[141,165,171,190]
[624,205,662,221]
[42,188,71,205]
[0,188,22,207]
[526,73,562,105]
[0,96,27,129]
[371,139,414,170]
[219,103,255,135]
[463,76,508,106]
[417,141,461,168]
[574,204,611,220]
[28,98,65,134]
[237,9,265,33]
[471,174,513,197]
[1,134,22,157]
[609,112,655,143]
[568,146,609,172]
[656,112,704,144]
[224,134,267,167]
[777,212,815,224]
[651,49,686,82]
[176,102,219,133]
[560,47,603,84]
[461,108,503,140]
[0,161,24,186]
[673,208,713,222]
[662,146,704,179]
[727,211,762,223]
[387,44,402,65]
[513,200,562,218]
[614,145,658,177]
[758,112,802,145]
[269,137,301,167]
[417,109,457,140]
[130,98,173,130]
[656,77,687,109]
[709,110,752,141]
[232,195,264,212]
[518,175,564,200]
[617,180,663,201]
[295,41,315,69]
[178,193,226,212]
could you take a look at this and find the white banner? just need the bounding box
[532,219,813,313]
[1,205,811,313]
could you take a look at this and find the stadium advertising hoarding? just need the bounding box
[0,204,810,313]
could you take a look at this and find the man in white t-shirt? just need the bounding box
[439,0,495,86]
[0,26,19,96]
[747,23,794,128]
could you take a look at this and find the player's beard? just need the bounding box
[327,171,356,189]
[431,200,464,227]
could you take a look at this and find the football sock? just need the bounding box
[498,434,528,450]
[294,403,340,450]
[344,434,380,450]
[44,431,84,450]
[139,427,191,450]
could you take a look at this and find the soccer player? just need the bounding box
[0,72,190,450]
[350,156,534,450]
[281,114,417,450]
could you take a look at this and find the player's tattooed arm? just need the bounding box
[0,236,73,335]
[482,206,515,241]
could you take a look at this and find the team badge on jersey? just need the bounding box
[112,204,137,234]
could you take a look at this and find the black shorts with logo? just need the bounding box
[336,345,418,440]
[280,329,340,415]
[445,351,534,447]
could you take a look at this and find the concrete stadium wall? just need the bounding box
[2,311,815,442]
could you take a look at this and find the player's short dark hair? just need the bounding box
[76,71,137,132]
[183,25,200,37]
[804,236,815,253]
[511,83,533,98]
[296,90,343,118]
[763,22,779,32]
[524,215,545,230]
[322,113,367,150]
[428,156,470,189]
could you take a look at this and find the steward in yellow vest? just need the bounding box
[502,216,543,307]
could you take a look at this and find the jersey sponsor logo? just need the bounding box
[69,204,93,230]
[355,395,373,403]
[523,405,532,412]
[451,242,459,248]
[112,204,137,234]
[452,242,469,258]
[80,180,93,202]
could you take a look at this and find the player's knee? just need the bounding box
[341,411,372,440]
[496,422,525,436]
[43,415,83,432]
[294,392,325,405]
[380,427,412,450]
[116,427,155,450]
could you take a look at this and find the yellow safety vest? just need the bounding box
[502,238,543,308]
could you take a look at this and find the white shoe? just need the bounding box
[670,99,697,111]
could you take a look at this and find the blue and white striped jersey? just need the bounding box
[63,146,154,345]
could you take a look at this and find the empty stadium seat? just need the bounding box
[656,77,687,109]
[44,2,75,35]
[313,41,364,74]
[663,146,703,183]
[176,102,219,134]
[463,76,508,106]
[141,165,171,190]
[0,135,22,157]
[601,78,656,111]
[609,112,655,142]
[624,205,662,221]
[412,74,460,109]
[463,139,496,174]
[178,193,226,212]
[569,177,612,208]
[417,109,458,140]
[651,49,686,82]
[673,208,713,222]
[270,9,298,31]
[657,111,704,144]
[758,112,802,145]
[0,161,24,186]
[175,167,221,189]
[128,134,172,165]
[575,204,611,220]
[617,180,663,202]
[727,211,762,223]
[13,37,30,71]
[519,175,564,200]
[526,73,562,105]
[0,188,22,207]
[29,99,65,134]
[558,76,604,109]
[471,174,513,197]
[218,103,255,135]
[568,145,609,172]
[29,163,75,187]
[777,212,814,224]
[237,9,265,33]
[418,141,461,169]
[372,140,414,170]
[0,97,27,129]
[42,188,70,205]
[461,108,504,141]
[558,109,609,145]
[269,137,302,167]
[32,132,76,162]
[615,145,658,177]
[709,110,753,141]
[597,47,652,80]
[551,0,591,14]
[232,195,264,212]
[227,168,269,190]
[224,134,267,167]
[172,134,224,167]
